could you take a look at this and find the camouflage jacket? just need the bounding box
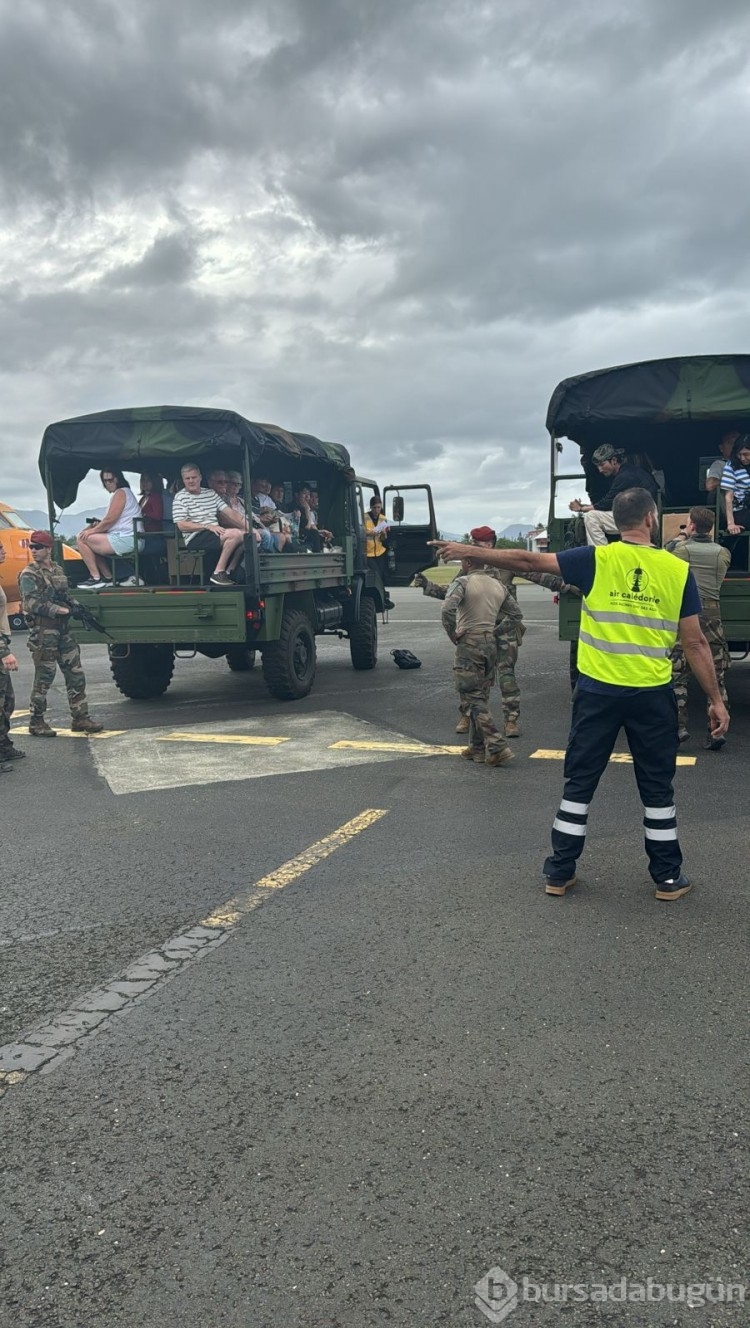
[440,570,524,644]
[19,560,73,627]
[419,568,576,599]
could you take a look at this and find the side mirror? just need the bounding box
[392,496,404,522]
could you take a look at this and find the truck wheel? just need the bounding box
[349,595,378,670]
[226,647,257,672]
[109,644,175,699]
[261,610,316,700]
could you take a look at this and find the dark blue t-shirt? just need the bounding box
[557,543,702,694]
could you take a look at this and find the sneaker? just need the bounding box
[384,596,395,610]
[654,875,692,901]
[677,726,690,744]
[71,717,104,734]
[0,745,25,760]
[705,734,726,751]
[504,719,521,738]
[82,578,111,589]
[117,575,144,587]
[0,762,13,773]
[455,715,470,734]
[460,747,485,763]
[29,720,57,737]
[545,876,577,897]
[485,748,515,767]
[77,578,99,588]
[210,571,234,586]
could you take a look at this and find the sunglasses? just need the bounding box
[29,542,49,550]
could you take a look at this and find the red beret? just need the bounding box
[470,526,496,544]
[29,530,53,547]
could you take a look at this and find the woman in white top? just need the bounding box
[77,469,144,587]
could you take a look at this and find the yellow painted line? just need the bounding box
[158,732,289,747]
[0,808,389,1102]
[201,808,388,928]
[530,748,697,767]
[11,709,30,718]
[329,739,464,755]
[10,726,125,740]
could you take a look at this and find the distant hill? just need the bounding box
[17,508,106,537]
[498,523,536,540]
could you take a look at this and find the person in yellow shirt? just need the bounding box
[364,497,394,610]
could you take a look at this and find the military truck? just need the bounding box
[38,406,438,701]
[545,354,750,661]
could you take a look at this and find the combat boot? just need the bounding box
[504,719,521,738]
[71,716,104,734]
[0,742,26,760]
[460,747,485,763]
[29,718,57,737]
[0,761,14,773]
[485,748,515,768]
[455,715,470,733]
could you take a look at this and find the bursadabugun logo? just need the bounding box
[474,1267,519,1323]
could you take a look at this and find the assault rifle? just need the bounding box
[53,590,112,639]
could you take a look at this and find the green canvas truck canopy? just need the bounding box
[39,405,352,509]
[546,354,750,509]
[546,354,750,445]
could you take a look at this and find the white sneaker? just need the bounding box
[87,578,112,589]
[117,575,144,587]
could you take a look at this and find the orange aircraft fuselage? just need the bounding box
[0,501,81,626]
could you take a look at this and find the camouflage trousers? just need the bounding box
[669,610,730,728]
[453,634,511,756]
[0,667,14,748]
[458,637,520,725]
[27,626,90,721]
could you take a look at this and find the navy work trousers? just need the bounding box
[543,684,682,886]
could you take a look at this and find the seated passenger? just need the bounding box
[225,471,247,516]
[206,469,229,500]
[705,431,739,493]
[251,477,275,512]
[77,469,145,588]
[569,445,659,545]
[292,484,333,551]
[172,462,247,585]
[721,435,750,558]
[228,472,290,553]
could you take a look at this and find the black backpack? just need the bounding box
[391,649,422,670]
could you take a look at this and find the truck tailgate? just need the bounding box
[71,587,248,645]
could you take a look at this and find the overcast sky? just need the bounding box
[2,0,750,534]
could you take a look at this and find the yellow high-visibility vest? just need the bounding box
[578,542,689,687]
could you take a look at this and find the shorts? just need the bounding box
[108,533,145,556]
[186,530,221,553]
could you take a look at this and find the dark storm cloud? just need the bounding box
[2,0,750,528]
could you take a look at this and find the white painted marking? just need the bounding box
[90,712,450,795]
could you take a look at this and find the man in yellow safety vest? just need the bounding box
[431,487,729,901]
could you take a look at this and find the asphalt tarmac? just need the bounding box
[2,586,748,1327]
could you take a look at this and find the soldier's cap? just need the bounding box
[29,530,53,547]
[591,445,625,464]
[470,525,496,543]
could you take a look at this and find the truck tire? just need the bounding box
[261,609,316,700]
[226,647,257,672]
[109,644,175,699]
[349,594,378,670]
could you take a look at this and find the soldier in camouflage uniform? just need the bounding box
[0,539,22,770]
[440,559,515,767]
[667,507,731,750]
[19,531,103,737]
[415,525,576,737]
